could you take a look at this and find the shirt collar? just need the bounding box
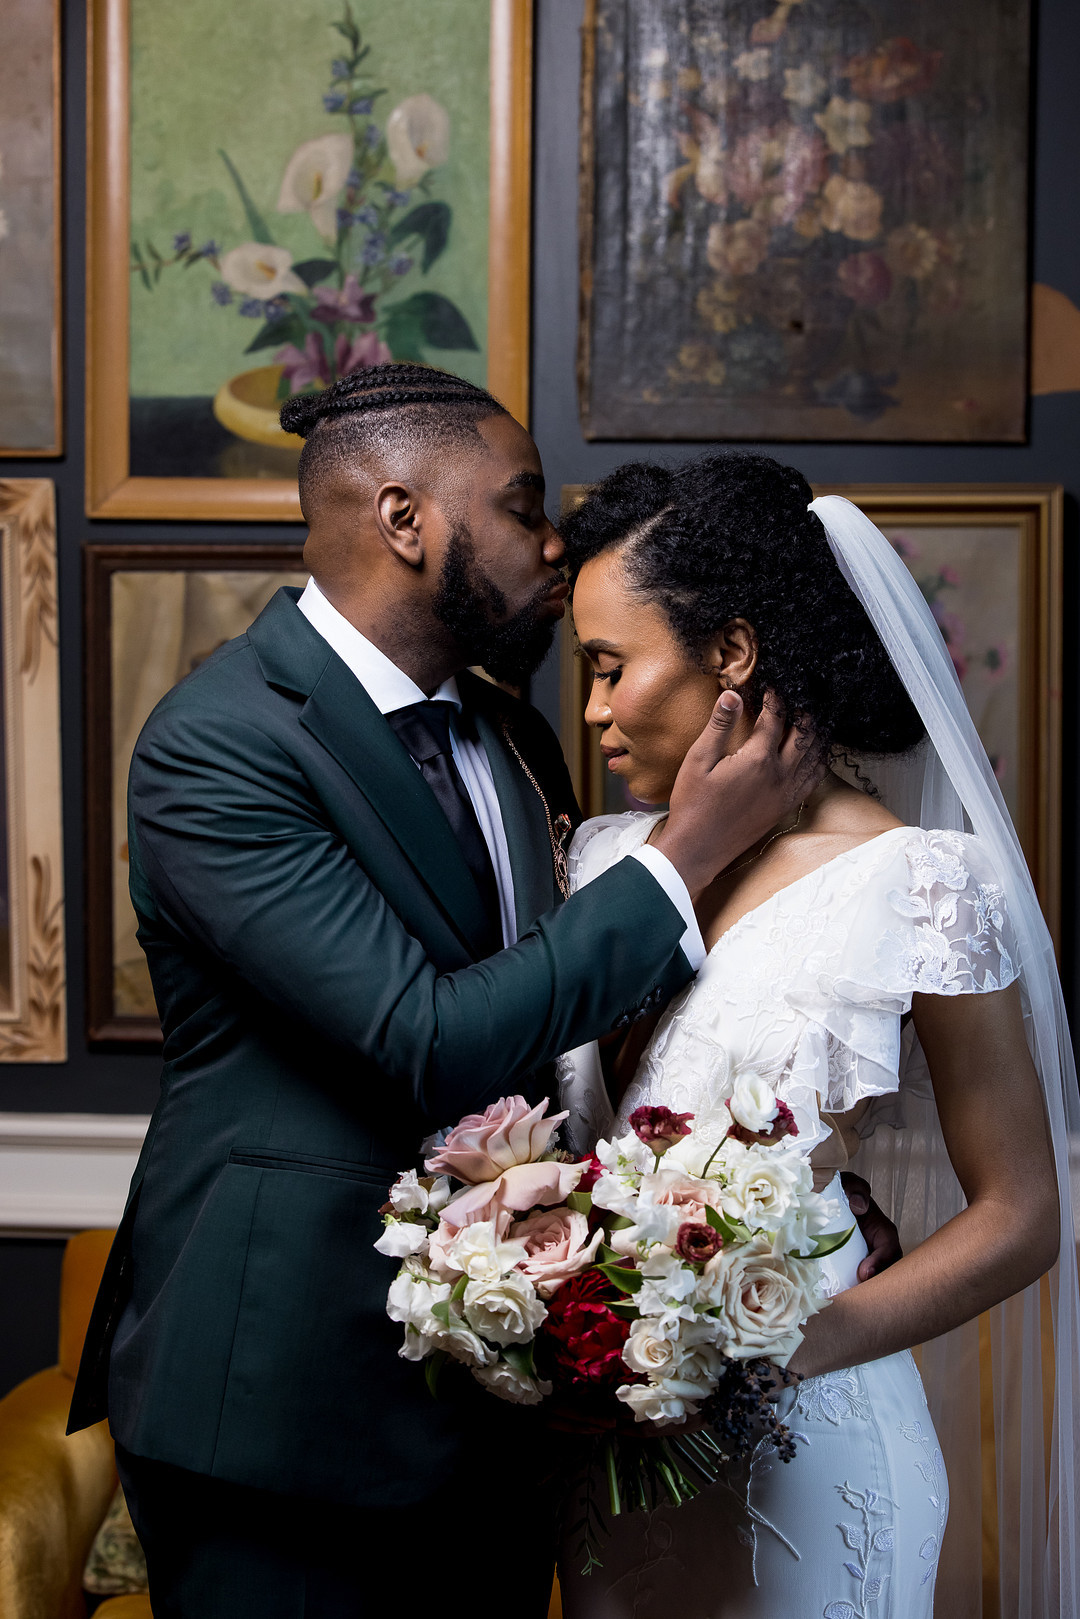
[297,577,461,715]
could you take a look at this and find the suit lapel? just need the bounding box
[247,589,491,957]
[472,702,558,933]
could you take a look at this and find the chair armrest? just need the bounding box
[0,1367,118,1619]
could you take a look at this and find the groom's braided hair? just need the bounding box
[280,364,509,513]
[561,451,926,762]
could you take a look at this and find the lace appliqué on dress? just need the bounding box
[796,1367,871,1426]
[900,1419,948,1586]
[826,1483,897,1618]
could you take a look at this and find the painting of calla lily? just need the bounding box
[131,2,481,422]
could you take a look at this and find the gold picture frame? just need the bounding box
[86,0,532,520]
[560,482,1064,948]
[0,482,66,1059]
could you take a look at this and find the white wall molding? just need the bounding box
[0,1112,149,1235]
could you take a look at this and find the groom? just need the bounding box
[70,365,894,1617]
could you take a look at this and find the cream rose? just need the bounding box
[462,1272,546,1346]
[621,1317,682,1379]
[704,1240,818,1362]
[509,1208,604,1298]
[721,1148,807,1229]
[472,1359,553,1406]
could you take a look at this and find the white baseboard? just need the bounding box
[0,1113,150,1236]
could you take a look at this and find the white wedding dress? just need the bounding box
[556,812,1018,1619]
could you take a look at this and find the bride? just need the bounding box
[554,453,1077,1619]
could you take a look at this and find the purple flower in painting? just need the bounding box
[331,57,350,80]
[210,281,233,306]
[238,297,267,318]
[837,252,893,308]
[390,254,413,276]
[324,91,347,113]
[815,370,899,423]
[361,233,386,265]
[198,241,220,260]
[311,273,377,326]
[364,123,382,150]
[336,207,355,231]
[334,329,392,377]
[347,168,363,190]
[172,231,192,254]
[350,97,374,116]
[386,188,411,208]
[354,204,379,228]
[276,332,331,392]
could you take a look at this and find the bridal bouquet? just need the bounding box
[375,1087,851,1559]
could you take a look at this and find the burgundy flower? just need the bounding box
[629,1106,694,1151]
[540,1269,634,1390]
[675,1221,723,1264]
[726,1097,799,1146]
[575,1153,605,1195]
[845,37,942,103]
[837,251,893,308]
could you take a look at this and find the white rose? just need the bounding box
[721,1149,806,1230]
[703,1239,819,1362]
[463,1272,546,1346]
[434,1315,498,1369]
[616,1381,695,1425]
[728,1073,780,1135]
[374,1219,430,1259]
[622,1317,682,1379]
[442,1220,527,1283]
[472,1359,553,1406]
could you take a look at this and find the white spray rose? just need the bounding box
[728,1073,780,1134]
[441,1220,527,1283]
[720,1148,807,1230]
[472,1359,553,1405]
[463,1272,546,1346]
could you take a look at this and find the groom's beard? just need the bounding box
[432,522,559,686]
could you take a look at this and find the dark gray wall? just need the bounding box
[0,0,1077,1394]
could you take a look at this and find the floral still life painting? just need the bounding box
[124,0,492,483]
[579,0,1030,442]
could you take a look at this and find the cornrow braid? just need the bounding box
[279,363,505,438]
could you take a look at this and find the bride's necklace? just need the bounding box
[722,799,806,881]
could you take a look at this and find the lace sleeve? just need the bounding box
[872,829,1019,996]
[567,811,664,894]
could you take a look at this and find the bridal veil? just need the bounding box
[808,494,1080,1619]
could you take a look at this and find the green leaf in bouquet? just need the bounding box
[450,1276,468,1302]
[502,1342,536,1378]
[291,258,340,288]
[705,1205,751,1245]
[244,315,302,355]
[809,1225,856,1259]
[218,149,274,245]
[430,1299,452,1328]
[608,1301,639,1320]
[607,1215,634,1231]
[567,1190,593,1215]
[596,1261,643,1294]
[424,1350,448,1398]
[388,200,451,271]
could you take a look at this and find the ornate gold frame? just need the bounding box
[559,482,1064,949]
[86,0,533,520]
[0,482,66,1059]
[0,0,63,457]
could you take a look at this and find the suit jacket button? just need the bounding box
[613,1013,631,1032]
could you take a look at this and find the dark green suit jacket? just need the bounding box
[70,588,694,1506]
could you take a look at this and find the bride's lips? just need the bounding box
[600,743,629,772]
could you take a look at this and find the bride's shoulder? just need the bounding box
[568,810,665,891]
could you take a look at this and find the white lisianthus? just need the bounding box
[374,1219,430,1259]
[442,1220,528,1283]
[388,1169,450,1216]
[220,242,306,299]
[277,133,353,239]
[473,1359,553,1405]
[463,1272,546,1346]
[728,1073,780,1135]
[721,1147,807,1230]
[434,1317,498,1369]
[703,1238,819,1362]
[386,94,450,186]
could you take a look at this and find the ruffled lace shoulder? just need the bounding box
[567,811,665,893]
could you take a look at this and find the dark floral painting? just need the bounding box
[579,0,1030,441]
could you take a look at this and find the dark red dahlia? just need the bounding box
[540,1268,634,1391]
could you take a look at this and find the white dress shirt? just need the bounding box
[296,578,705,967]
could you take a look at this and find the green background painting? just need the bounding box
[129,0,490,405]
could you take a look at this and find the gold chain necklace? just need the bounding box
[500,719,573,899]
[722,799,806,881]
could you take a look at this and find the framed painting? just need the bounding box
[85,544,307,1043]
[0,482,65,1060]
[579,0,1030,442]
[87,0,532,520]
[560,483,1064,947]
[0,0,62,455]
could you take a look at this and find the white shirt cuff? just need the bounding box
[629,847,707,971]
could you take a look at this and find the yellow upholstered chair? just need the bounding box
[0,1229,562,1619]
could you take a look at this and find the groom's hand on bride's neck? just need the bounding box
[653,689,816,900]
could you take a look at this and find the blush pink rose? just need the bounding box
[439,1159,584,1228]
[425,1095,568,1184]
[650,1175,722,1226]
[509,1208,604,1299]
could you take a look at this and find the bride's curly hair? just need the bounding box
[560,451,925,761]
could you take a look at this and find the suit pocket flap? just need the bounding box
[227,1147,395,1187]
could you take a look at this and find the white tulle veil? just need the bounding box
[808,495,1080,1619]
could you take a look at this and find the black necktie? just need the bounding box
[387,701,502,954]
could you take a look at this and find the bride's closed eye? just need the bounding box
[593,664,622,686]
